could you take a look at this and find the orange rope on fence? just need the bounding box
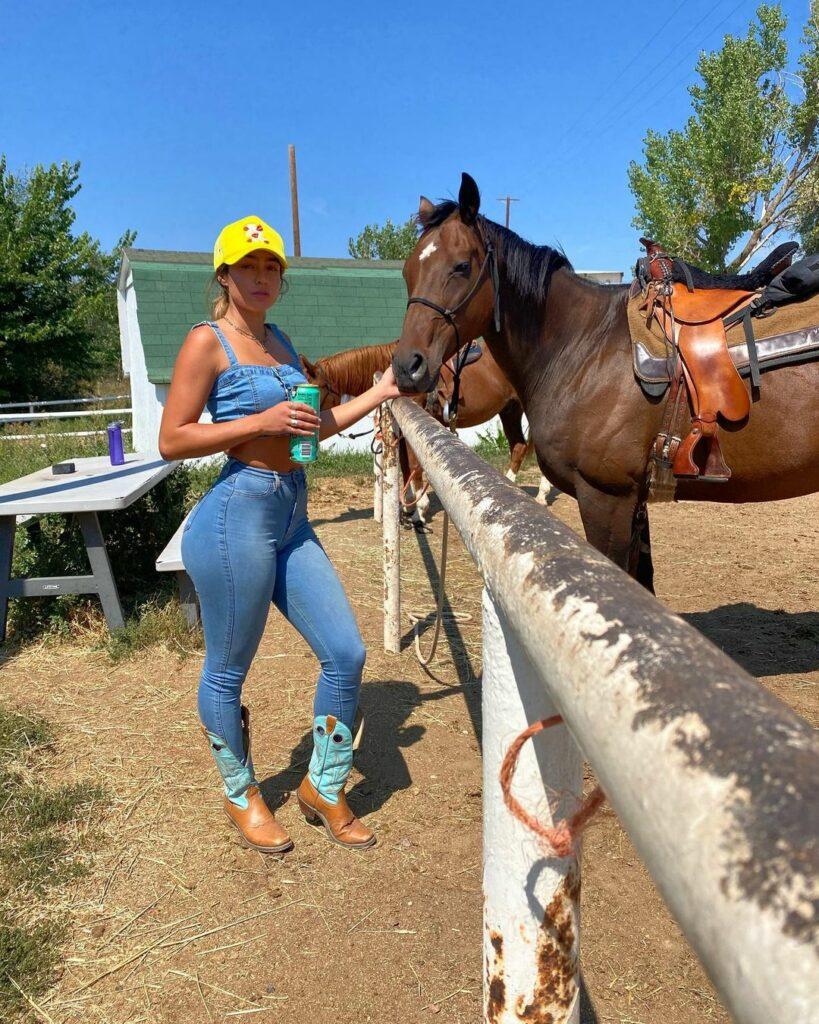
[499,715,606,858]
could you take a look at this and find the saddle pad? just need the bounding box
[628,286,819,385]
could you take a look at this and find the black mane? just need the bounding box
[419,200,573,325]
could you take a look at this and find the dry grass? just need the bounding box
[0,707,108,1021]
[0,471,814,1023]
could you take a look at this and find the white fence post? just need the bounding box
[382,405,400,654]
[373,409,383,524]
[482,589,582,1023]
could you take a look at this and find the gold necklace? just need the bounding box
[223,314,268,347]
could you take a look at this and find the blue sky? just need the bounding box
[1,0,812,275]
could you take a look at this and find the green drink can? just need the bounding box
[289,384,321,464]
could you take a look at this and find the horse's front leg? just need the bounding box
[535,473,557,505]
[505,439,532,483]
[574,482,655,592]
[498,401,530,483]
[415,474,431,524]
[498,402,556,502]
[402,445,431,528]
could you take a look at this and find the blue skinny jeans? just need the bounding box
[181,458,366,760]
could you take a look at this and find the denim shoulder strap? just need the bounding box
[270,324,300,368]
[205,321,239,367]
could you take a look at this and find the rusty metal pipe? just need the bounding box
[389,397,819,1024]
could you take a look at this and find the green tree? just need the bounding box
[628,3,819,272]
[794,166,819,251]
[0,158,135,402]
[347,216,417,260]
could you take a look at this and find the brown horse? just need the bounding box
[392,173,819,589]
[300,340,552,522]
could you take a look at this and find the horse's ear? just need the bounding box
[458,173,481,226]
[418,195,434,226]
[300,354,317,378]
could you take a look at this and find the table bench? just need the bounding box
[156,513,199,626]
[0,453,179,642]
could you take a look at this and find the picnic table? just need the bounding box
[0,453,179,642]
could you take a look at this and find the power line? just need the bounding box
[583,0,752,155]
[546,0,750,174]
[564,0,744,162]
[609,0,691,83]
[549,0,690,156]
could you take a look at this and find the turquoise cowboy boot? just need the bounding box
[202,706,292,853]
[296,714,375,849]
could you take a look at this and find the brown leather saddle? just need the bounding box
[638,239,793,482]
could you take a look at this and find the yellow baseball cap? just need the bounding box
[213,216,288,271]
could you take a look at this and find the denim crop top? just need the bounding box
[201,321,308,423]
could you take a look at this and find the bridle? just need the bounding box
[405,224,501,425]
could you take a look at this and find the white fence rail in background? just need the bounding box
[1,428,134,442]
[0,395,132,442]
[0,408,131,425]
[383,397,818,1024]
[0,395,129,411]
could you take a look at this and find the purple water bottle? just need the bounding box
[107,422,125,466]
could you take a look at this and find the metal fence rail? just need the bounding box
[0,428,134,442]
[0,395,129,411]
[387,396,818,1024]
[0,408,131,425]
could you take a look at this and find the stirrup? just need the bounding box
[672,422,731,481]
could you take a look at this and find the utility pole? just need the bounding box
[497,195,519,229]
[288,144,302,257]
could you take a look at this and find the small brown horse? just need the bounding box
[300,340,551,521]
[392,174,819,589]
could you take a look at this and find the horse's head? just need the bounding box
[299,354,343,410]
[393,173,497,393]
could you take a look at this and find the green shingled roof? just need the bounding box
[122,248,408,385]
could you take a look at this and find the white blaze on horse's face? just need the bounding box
[418,241,438,262]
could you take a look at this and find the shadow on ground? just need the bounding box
[260,673,481,819]
[683,603,819,677]
[309,506,374,528]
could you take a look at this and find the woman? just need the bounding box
[159,215,404,854]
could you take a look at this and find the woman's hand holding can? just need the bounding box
[254,400,321,437]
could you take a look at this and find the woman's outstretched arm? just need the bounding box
[318,366,407,441]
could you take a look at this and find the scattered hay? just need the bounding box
[0,706,108,1020]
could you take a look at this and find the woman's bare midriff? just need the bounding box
[227,436,302,472]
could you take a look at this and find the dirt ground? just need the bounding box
[1,469,816,1024]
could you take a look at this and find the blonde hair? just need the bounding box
[209,266,230,320]
[208,260,288,320]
